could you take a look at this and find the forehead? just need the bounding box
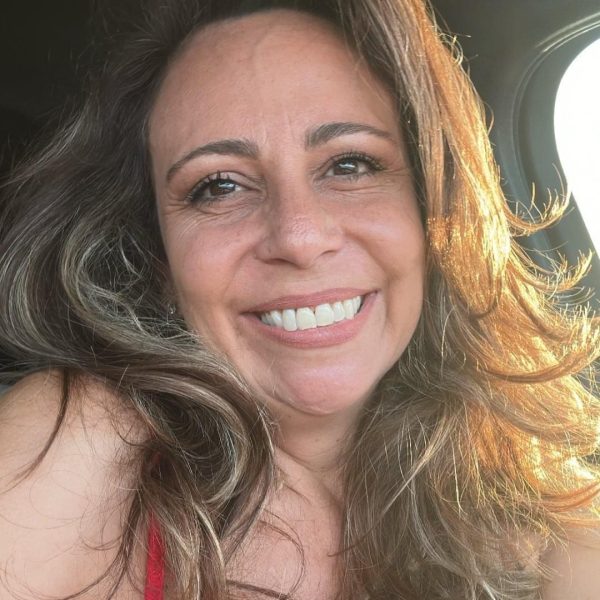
[149,9,398,164]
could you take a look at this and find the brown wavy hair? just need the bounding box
[1,0,599,598]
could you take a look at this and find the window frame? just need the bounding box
[487,12,600,302]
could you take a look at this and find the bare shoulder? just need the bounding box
[0,370,146,599]
[541,524,600,600]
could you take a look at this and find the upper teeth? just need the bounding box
[260,295,364,331]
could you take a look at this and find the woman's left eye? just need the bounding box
[326,153,383,178]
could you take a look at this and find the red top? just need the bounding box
[144,515,165,600]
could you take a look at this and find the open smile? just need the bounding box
[258,294,364,330]
[243,290,378,349]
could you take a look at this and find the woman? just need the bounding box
[0,0,599,598]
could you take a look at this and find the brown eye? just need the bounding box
[327,153,383,179]
[188,173,241,204]
[206,179,237,196]
[333,158,363,175]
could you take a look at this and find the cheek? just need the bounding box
[162,220,231,310]
[356,198,425,270]
[367,203,426,326]
[161,216,257,340]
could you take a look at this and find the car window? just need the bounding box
[554,37,600,253]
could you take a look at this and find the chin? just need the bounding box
[260,371,381,418]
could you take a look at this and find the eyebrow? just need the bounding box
[165,121,394,183]
[166,138,259,183]
[304,121,394,149]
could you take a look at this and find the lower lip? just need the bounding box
[241,292,378,349]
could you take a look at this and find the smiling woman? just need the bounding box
[152,12,424,430]
[0,1,599,600]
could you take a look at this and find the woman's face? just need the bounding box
[150,10,425,422]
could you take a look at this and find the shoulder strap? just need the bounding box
[144,515,165,600]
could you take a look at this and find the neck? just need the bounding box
[272,404,363,506]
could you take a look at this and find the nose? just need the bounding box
[255,182,344,269]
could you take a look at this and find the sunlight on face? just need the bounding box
[150,10,425,424]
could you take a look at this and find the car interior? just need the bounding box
[1,0,599,376]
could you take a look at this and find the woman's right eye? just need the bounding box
[186,172,242,204]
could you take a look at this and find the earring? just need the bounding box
[167,303,177,317]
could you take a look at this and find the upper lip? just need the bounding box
[246,288,373,314]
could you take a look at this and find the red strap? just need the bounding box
[144,515,165,600]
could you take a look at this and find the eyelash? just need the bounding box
[327,151,384,178]
[185,171,236,205]
[185,151,385,205]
